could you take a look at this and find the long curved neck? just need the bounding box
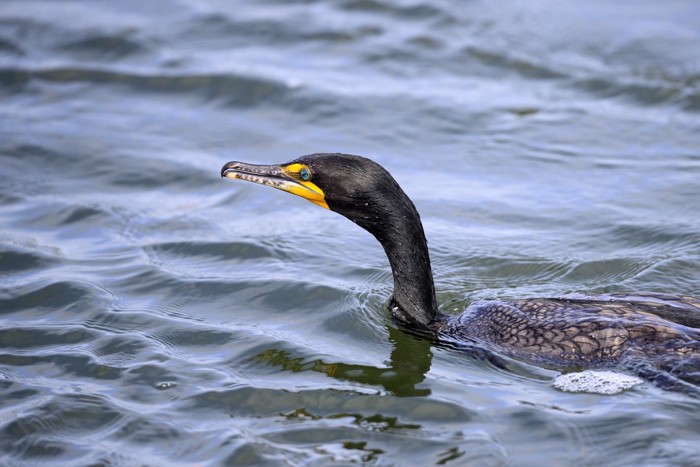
[376,207,438,328]
[347,186,439,328]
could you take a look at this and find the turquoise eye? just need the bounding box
[299,167,311,181]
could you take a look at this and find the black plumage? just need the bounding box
[222,153,700,393]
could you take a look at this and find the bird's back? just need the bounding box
[443,293,700,390]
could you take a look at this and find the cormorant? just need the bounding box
[221,153,700,393]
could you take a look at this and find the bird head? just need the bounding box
[221,153,405,227]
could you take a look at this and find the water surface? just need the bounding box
[1,0,700,465]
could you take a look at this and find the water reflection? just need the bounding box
[2,0,700,463]
[254,325,433,397]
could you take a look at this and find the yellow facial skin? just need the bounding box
[221,161,329,210]
[281,163,329,209]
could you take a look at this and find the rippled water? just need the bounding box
[2,0,700,465]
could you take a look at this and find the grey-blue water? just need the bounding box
[1,0,700,465]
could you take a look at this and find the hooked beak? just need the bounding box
[221,161,329,209]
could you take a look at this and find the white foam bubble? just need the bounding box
[553,370,644,395]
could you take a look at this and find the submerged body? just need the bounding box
[221,153,700,393]
[441,294,700,391]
